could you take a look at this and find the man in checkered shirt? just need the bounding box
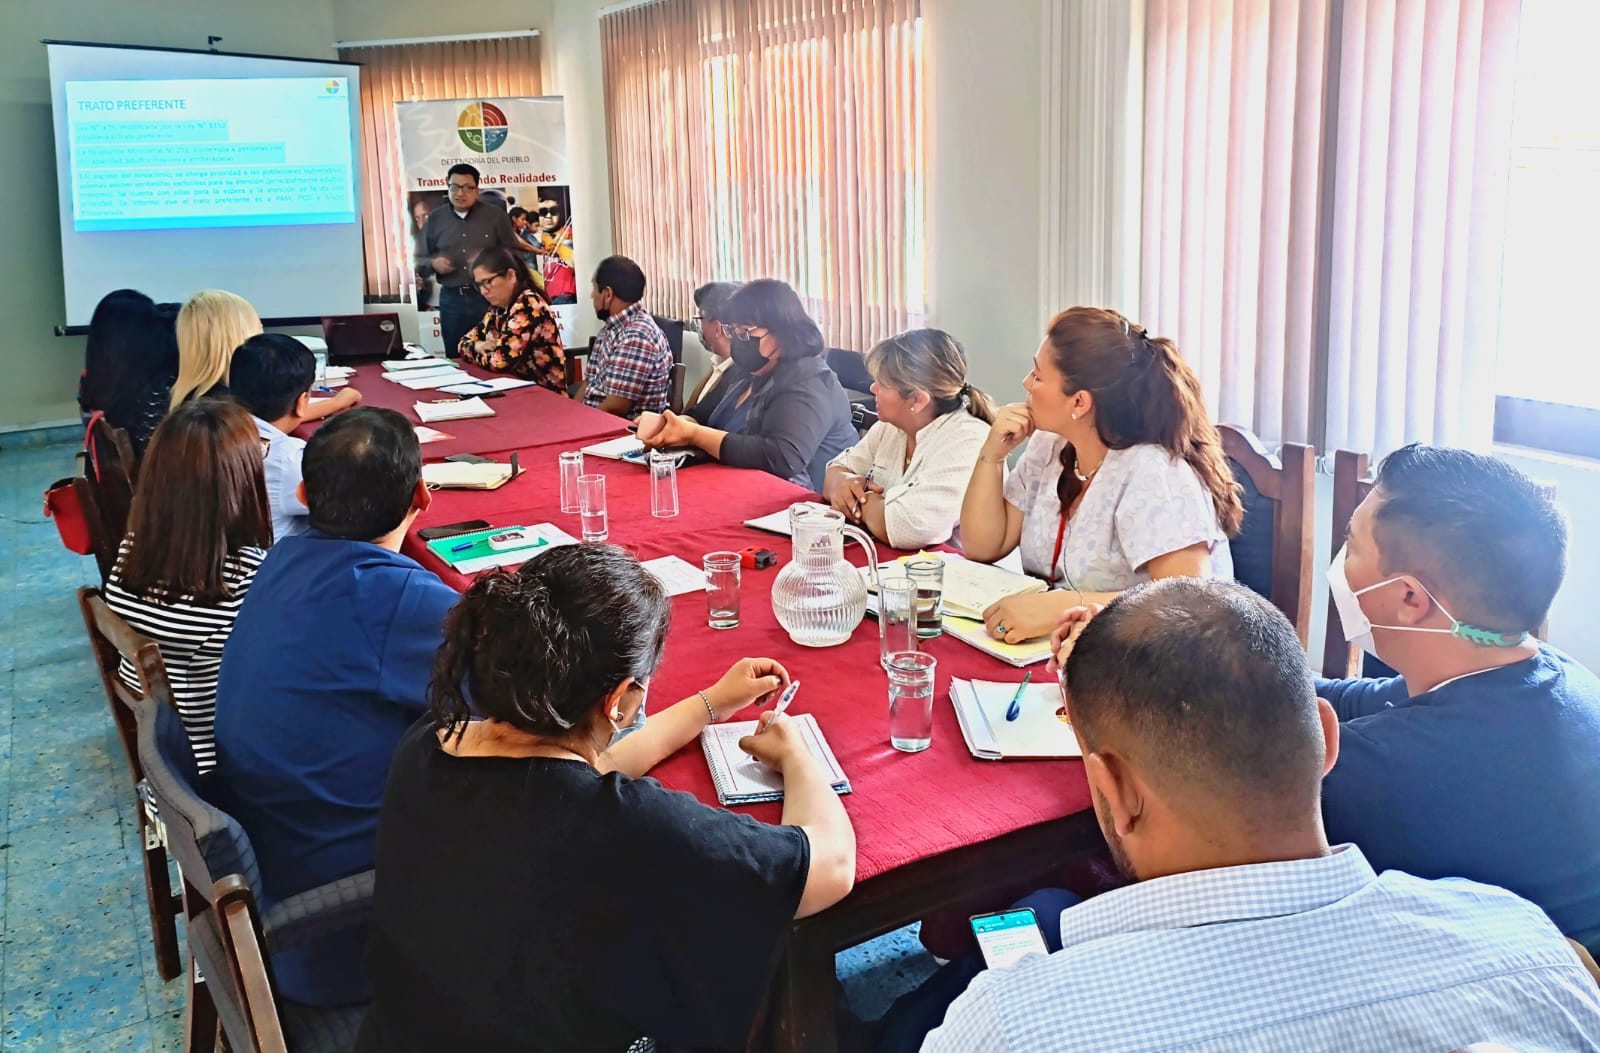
[582,255,673,419]
[898,579,1600,1052]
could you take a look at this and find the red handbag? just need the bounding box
[42,412,103,556]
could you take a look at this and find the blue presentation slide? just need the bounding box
[64,77,356,232]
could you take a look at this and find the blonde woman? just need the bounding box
[170,290,358,420]
[822,329,995,550]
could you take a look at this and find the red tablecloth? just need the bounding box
[404,457,1094,884]
[296,362,628,460]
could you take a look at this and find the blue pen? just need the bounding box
[449,539,477,553]
[1004,670,1034,722]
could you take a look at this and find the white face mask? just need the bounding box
[1326,545,1526,662]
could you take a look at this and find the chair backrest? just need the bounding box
[86,415,138,550]
[1569,937,1600,990]
[66,478,118,582]
[651,314,685,364]
[850,402,879,434]
[1322,450,1374,678]
[1218,425,1316,646]
[77,587,175,789]
[826,346,874,396]
[668,362,687,415]
[132,691,274,1052]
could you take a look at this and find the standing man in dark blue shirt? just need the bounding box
[417,163,523,357]
[215,407,460,1008]
[1321,443,1600,953]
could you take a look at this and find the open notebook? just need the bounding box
[868,552,1047,620]
[700,714,851,805]
[950,677,1081,761]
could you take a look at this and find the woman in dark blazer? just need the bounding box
[640,279,855,490]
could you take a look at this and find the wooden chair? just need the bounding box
[77,586,184,982]
[132,692,371,1053]
[1219,425,1316,646]
[1569,938,1600,990]
[86,415,138,551]
[60,476,118,583]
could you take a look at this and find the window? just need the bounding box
[1493,0,1600,457]
[601,0,925,351]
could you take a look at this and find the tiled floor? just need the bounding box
[0,439,932,1051]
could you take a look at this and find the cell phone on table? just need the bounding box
[970,908,1048,969]
[417,519,491,541]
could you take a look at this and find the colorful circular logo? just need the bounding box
[457,101,508,153]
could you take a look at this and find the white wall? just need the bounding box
[0,1,340,432]
[1495,446,1599,669]
[332,0,552,41]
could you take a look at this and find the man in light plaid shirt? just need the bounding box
[582,255,672,419]
[898,579,1600,1052]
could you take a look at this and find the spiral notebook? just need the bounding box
[700,714,852,805]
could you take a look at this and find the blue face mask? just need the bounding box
[606,681,649,748]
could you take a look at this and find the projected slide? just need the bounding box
[64,77,356,232]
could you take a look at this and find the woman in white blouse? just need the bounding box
[822,329,994,550]
[960,307,1242,644]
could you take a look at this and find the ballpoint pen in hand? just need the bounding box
[1005,670,1034,722]
[756,680,801,734]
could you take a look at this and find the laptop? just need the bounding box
[321,313,401,361]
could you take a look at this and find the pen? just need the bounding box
[1004,670,1034,722]
[450,540,476,553]
[755,680,801,735]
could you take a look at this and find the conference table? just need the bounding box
[334,363,1102,1051]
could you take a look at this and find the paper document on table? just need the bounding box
[383,357,449,372]
[950,678,1080,761]
[413,426,454,444]
[439,377,538,396]
[415,398,496,423]
[325,365,357,379]
[700,714,851,805]
[942,616,1053,667]
[867,552,1047,620]
[389,369,474,390]
[641,556,707,597]
[743,502,828,538]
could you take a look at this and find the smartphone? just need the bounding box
[417,519,490,541]
[443,454,493,464]
[970,908,1049,969]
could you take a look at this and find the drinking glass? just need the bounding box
[313,350,328,387]
[886,651,937,752]
[578,474,608,541]
[704,551,741,629]
[878,577,917,668]
[558,451,584,513]
[649,451,679,518]
[906,559,945,639]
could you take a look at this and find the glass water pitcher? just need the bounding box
[771,502,882,647]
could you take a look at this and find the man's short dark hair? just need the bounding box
[1371,444,1567,635]
[509,206,528,221]
[693,281,742,322]
[230,333,316,423]
[302,407,421,541]
[1064,579,1324,820]
[594,256,647,304]
[446,163,481,186]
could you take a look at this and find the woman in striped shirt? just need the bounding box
[105,399,274,771]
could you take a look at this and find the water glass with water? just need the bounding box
[649,451,679,518]
[878,577,917,668]
[578,473,608,541]
[886,651,937,752]
[313,350,329,387]
[559,451,584,513]
[704,551,741,629]
[906,559,945,639]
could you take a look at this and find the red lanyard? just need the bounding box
[1049,512,1068,585]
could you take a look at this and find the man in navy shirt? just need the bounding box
[215,407,459,1007]
[1321,443,1600,953]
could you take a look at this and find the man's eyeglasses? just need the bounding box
[535,207,561,218]
[447,183,478,193]
[718,322,758,341]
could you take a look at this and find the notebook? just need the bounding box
[866,552,1047,620]
[583,435,647,460]
[420,461,517,490]
[700,714,852,805]
[383,356,450,372]
[941,615,1054,667]
[390,369,475,390]
[743,502,828,537]
[423,522,578,574]
[949,677,1081,761]
[415,397,496,423]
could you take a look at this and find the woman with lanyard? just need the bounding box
[639,279,856,490]
[959,306,1242,644]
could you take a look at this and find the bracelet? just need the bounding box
[699,689,717,723]
[978,454,1008,465]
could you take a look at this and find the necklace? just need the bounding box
[1073,452,1104,483]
